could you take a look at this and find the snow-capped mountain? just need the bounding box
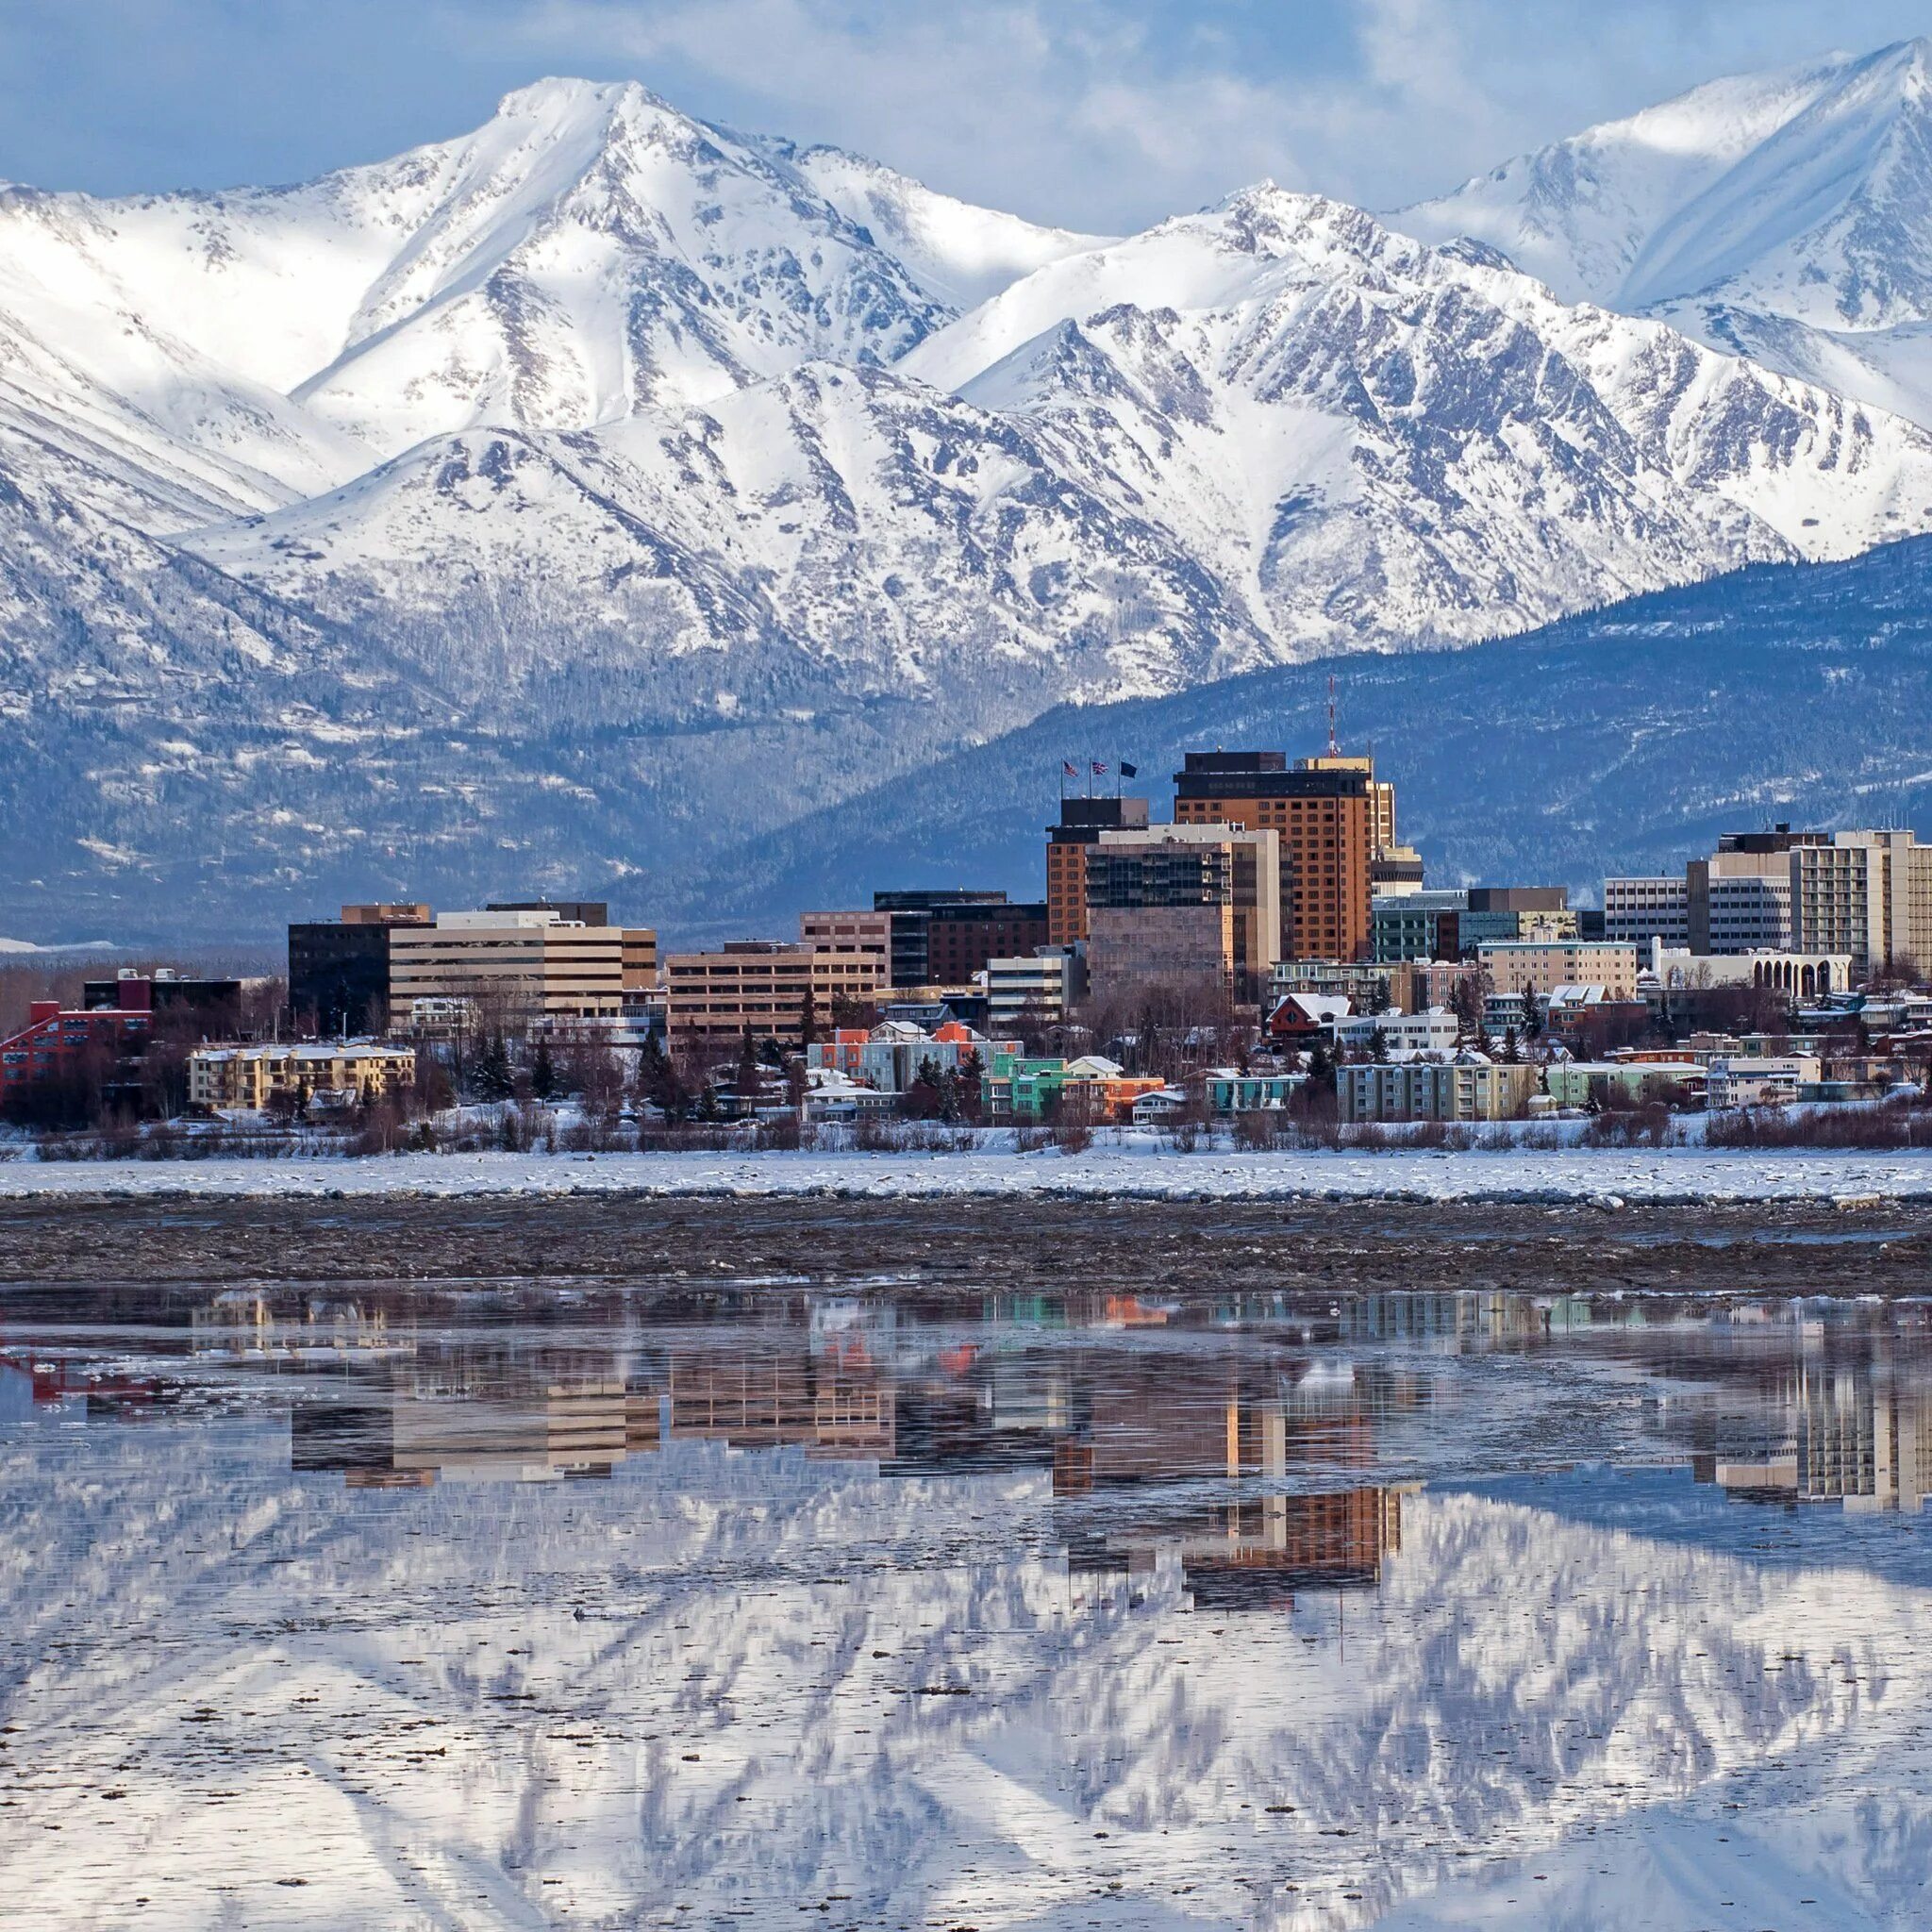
[1399,38,1932,426]
[8,57,1932,934]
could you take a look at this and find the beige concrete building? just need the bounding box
[798,910,893,969]
[1790,831,1932,980]
[1086,823,1282,999]
[189,1042,417,1111]
[389,909,656,1030]
[1339,1058,1540,1124]
[1477,940,1639,1000]
[665,942,887,1051]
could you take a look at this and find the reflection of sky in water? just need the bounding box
[1,1289,1929,1929]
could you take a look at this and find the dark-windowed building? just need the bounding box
[289,903,433,1037]
[873,889,1011,988]
[1046,795,1150,947]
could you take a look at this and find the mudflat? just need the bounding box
[1,1194,1927,1295]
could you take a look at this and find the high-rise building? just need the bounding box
[1687,827,1828,954]
[1790,831,1932,979]
[1295,753,1396,855]
[289,903,433,1036]
[872,890,1010,988]
[1046,795,1150,945]
[1086,824,1282,1000]
[1172,752,1373,962]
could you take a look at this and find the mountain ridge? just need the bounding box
[7,50,1932,937]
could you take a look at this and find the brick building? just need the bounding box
[1172,751,1373,962]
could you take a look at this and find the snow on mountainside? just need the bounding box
[902,185,1932,648]
[1399,38,1932,426]
[8,57,1932,933]
[770,141,1112,309]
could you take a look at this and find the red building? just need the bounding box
[0,981,155,1092]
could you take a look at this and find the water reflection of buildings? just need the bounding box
[1693,1365,1929,1511]
[275,1295,1414,1607]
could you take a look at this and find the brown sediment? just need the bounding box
[0,1196,1927,1298]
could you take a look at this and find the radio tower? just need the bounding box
[1326,675,1339,757]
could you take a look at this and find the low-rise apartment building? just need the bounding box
[1477,940,1640,1000]
[1541,1059,1705,1109]
[665,941,886,1051]
[1339,1058,1540,1124]
[188,1042,417,1111]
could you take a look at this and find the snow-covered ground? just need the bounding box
[1,1141,1929,1204]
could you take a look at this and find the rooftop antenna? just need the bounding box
[1326,675,1339,758]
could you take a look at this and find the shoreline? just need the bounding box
[2,1142,1931,1207]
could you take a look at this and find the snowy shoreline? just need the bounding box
[2,1143,1931,1206]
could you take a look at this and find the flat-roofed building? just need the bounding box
[925,901,1050,986]
[1790,830,1932,980]
[1087,824,1281,1000]
[798,910,892,971]
[1372,890,1468,963]
[1604,875,1690,949]
[290,903,433,1036]
[1173,751,1373,962]
[1339,1058,1539,1124]
[1477,939,1639,1000]
[985,949,1084,1030]
[389,909,655,1031]
[872,890,1010,988]
[1687,826,1828,954]
[1046,795,1150,945]
[665,942,886,1051]
[189,1041,417,1111]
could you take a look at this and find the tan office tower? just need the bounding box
[389,909,651,1028]
[1086,824,1281,1001]
[1173,752,1373,961]
[1790,831,1932,980]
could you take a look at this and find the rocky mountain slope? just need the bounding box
[7,54,1932,937]
[1399,38,1932,427]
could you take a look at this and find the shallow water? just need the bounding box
[4,1277,1930,1929]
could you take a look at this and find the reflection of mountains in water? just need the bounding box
[6,1408,1930,1932]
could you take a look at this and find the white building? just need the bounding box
[1706,1056,1824,1108]
[1333,1008,1459,1054]
[1604,876,1690,949]
[985,949,1081,1030]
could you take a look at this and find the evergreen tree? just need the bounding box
[475,1033,514,1102]
[1305,1040,1336,1094]
[1501,1026,1521,1063]
[798,986,820,1049]
[735,1027,759,1109]
[530,1037,558,1102]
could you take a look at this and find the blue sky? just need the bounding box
[5,0,1929,229]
